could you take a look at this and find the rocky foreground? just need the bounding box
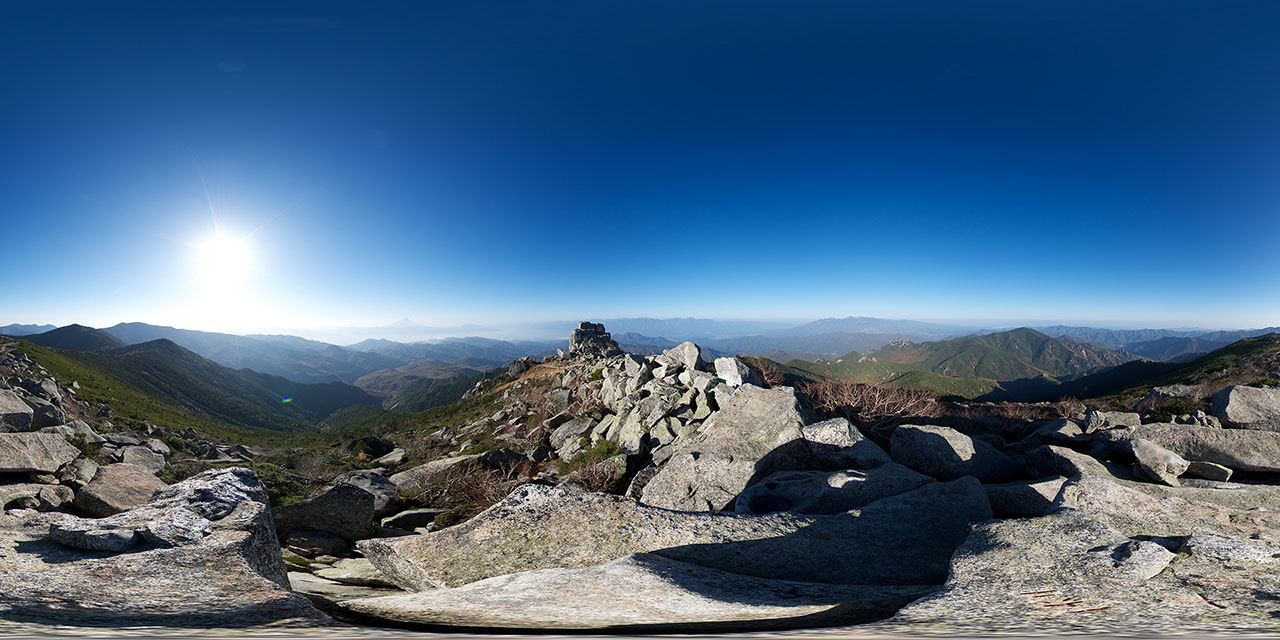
[4,322,1280,634]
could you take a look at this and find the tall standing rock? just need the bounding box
[568,321,621,358]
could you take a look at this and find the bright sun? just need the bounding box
[193,234,252,286]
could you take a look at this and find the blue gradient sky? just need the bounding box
[3,1,1279,334]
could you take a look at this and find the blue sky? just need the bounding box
[3,1,1279,334]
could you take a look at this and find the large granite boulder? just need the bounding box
[800,418,892,469]
[389,455,479,495]
[273,483,375,542]
[890,424,1019,482]
[343,553,932,631]
[886,508,1276,632]
[0,468,326,626]
[640,384,812,511]
[359,479,991,590]
[1096,424,1280,474]
[0,389,35,432]
[1211,385,1280,431]
[982,476,1068,517]
[73,463,167,517]
[734,464,934,515]
[0,432,79,473]
[1130,438,1190,487]
[713,357,761,388]
[658,341,705,371]
[330,469,398,517]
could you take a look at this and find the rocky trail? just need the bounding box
[4,323,1280,636]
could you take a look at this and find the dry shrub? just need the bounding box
[742,356,785,387]
[797,379,940,435]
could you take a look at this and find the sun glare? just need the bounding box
[194,234,252,285]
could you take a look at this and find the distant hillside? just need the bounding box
[24,324,124,352]
[349,336,560,366]
[785,328,1131,398]
[0,323,56,336]
[1036,326,1204,349]
[1044,333,1280,401]
[17,337,378,431]
[103,322,404,384]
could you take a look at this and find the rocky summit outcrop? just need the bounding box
[640,384,812,511]
[0,467,327,626]
[567,321,621,358]
[1211,384,1280,431]
[343,553,933,631]
[359,480,991,591]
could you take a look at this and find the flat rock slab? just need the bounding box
[1097,424,1280,474]
[886,508,1280,633]
[343,553,933,632]
[73,463,167,517]
[0,468,327,627]
[0,433,79,473]
[359,479,991,590]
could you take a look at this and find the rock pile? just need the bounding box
[335,323,1280,633]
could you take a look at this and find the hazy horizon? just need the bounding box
[4,2,1279,335]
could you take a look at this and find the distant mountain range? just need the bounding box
[0,323,56,336]
[1039,325,1280,362]
[784,328,1134,398]
[15,333,379,432]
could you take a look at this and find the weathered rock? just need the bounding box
[373,447,406,466]
[0,483,45,510]
[344,553,931,631]
[1181,533,1279,564]
[640,384,811,511]
[568,321,621,357]
[888,508,1267,632]
[0,432,79,473]
[348,436,396,458]
[285,530,350,556]
[57,456,98,489]
[0,389,34,432]
[1096,424,1280,474]
[1053,473,1280,540]
[73,463,167,518]
[381,508,447,531]
[1130,438,1189,487]
[36,484,74,511]
[713,356,761,388]
[315,557,397,587]
[389,455,479,495]
[1024,444,1110,478]
[274,483,375,542]
[735,464,934,515]
[658,341,704,371]
[1211,385,1280,431]
[0,467,325,626]
[890,424,1019,482]
[30,404,65,430]
[359,479,991,590]
[119,445,166,474]
[507,356,535,377]
[800,418,892,469]
[1101,411,1142,427]
[331,469,398,517]
[1184,460,1233,481]
[983,476,1068,517]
